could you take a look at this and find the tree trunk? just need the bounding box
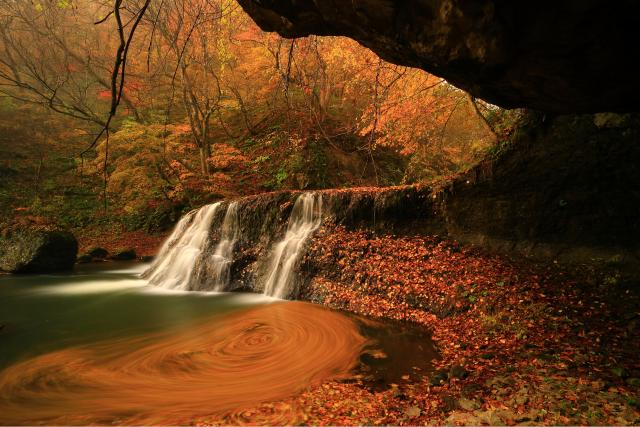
[199,146,210,176]
[467,94,498,140]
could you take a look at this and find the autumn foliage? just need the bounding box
[0,0,512,231]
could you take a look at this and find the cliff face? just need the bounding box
[237,0,640,113]
[440,113,640,271]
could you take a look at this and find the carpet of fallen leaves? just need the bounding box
[193,225,639,426]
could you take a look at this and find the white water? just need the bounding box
[263,193,323,299]
[144,193,324,297]
[143,203,220,290]
[210,202,239,291]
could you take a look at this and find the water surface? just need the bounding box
[0,262,435,425]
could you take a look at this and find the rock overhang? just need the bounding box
[237,0,640,113]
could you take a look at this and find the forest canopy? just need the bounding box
[0,0,518,233]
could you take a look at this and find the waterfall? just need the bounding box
[143,192,324,297]
[209,202,239,291]
[263,193,323,299]
[142,203,220,290]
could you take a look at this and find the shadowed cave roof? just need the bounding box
[237,0,640,113]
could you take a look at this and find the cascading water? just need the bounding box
[142,203,220,290]
[209,202,239,291]
[144,192,324,296]
[263,193,323,299]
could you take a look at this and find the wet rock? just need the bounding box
[0,229,78,273]
[87,247,109,259]
[110,249,137,261]
[238,0,640,113]
[229,283,256,293]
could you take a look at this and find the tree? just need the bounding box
[148,0,239,176]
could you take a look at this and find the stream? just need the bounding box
[0,262,436,425]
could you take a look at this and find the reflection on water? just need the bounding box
[0,302,366,425]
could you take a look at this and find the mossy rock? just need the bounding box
[0,229,78,273]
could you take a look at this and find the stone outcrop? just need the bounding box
[237,0,640,113]
[439,112,640,272]
[0,229,78,273]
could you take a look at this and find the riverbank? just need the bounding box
[191,225,640,425]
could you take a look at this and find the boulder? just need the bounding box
[110,248,137,261]
[0,229,78,273]
[87,247,109,259]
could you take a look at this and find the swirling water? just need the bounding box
[0,262,436,425]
